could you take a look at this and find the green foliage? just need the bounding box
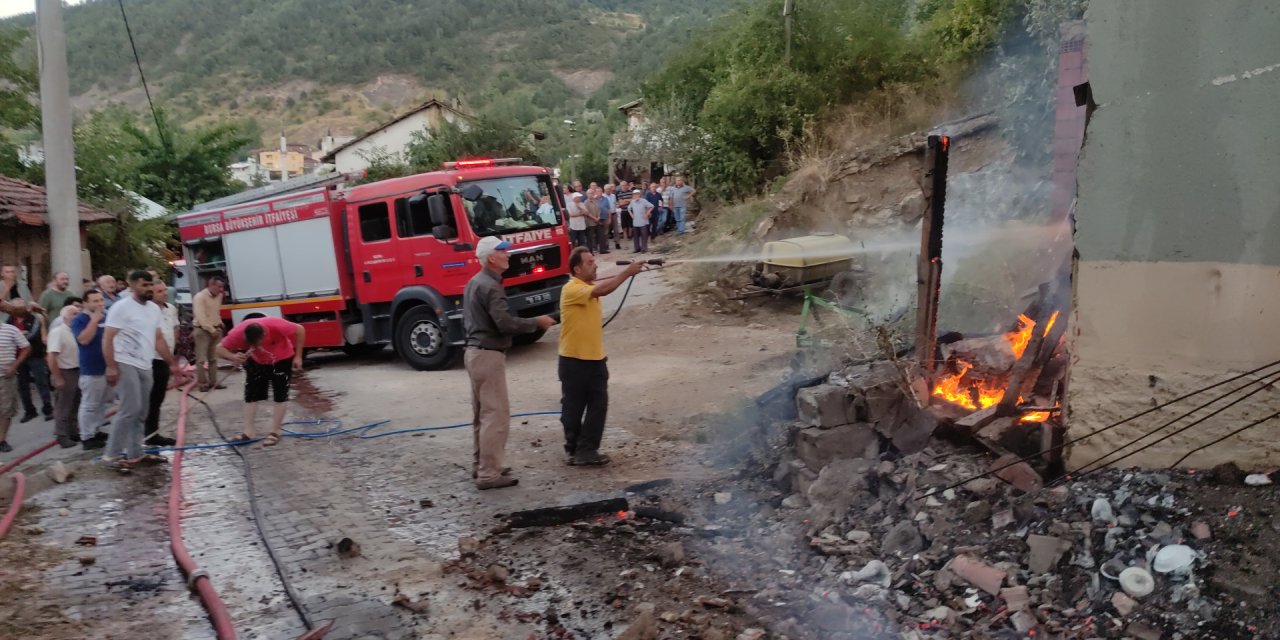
[1,0,734,135]
[0,28,38,178]
[352,147,410,185]
[642,0,1019,199]
[405,117,535,172]
[123,111,252,211]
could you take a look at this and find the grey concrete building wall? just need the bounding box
[1068,0,1280,470]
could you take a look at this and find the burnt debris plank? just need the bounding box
[501,498,630,529]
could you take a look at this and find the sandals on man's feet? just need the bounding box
[134,453,169,466]
[262,433,282,447]
[229,433,255,444]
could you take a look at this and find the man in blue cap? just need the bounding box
[463,236,557,489]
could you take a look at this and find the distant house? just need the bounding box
[315,129,355,162]
[259,143,318,179]
[229,159,270,186]
[321,98,472,174]
[0,175,114,294]
[618,98,646,130]
[609,98,670,184]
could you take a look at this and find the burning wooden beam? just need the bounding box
[499,498,629,530]
[914,134,950,388]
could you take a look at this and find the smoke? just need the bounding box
[926,2,1085,336]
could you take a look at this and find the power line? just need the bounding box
[115,0,167,149]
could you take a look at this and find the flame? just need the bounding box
[1007,314,1036,359]
[931,315,1040,410]
[1019,411,1052,423]
[1041,310,1060,337]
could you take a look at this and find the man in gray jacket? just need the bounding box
[463,236,557,489]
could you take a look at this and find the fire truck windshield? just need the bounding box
[460,175,562,236]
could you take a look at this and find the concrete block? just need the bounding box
[792,465,819,496]
[796,384,856,428]
[794,423,880,470]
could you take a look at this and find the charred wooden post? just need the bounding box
[914,134,950,392]
[997,285,1055,417]
[500,498,629,530]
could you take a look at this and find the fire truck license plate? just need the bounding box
[524,292,552,306]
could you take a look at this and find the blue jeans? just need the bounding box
[673,207,687,234]
[651,208,669,235]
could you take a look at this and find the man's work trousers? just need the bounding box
[558,356,609,457]
[77,375,112,441]
[17,358,52,415]
[144,359,170,437]
[594,222,611,252]
[465,348,511,484]
[105,364,152,461]
[194,328,219,388]
[52,367,80,442]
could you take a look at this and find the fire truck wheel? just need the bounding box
[395,306,457,370]
[512,328,547,347]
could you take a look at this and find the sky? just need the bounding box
[0,0,88,20]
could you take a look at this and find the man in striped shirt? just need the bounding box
[0,320,32,452]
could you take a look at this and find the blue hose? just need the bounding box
[145,410,561,453]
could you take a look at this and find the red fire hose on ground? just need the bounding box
[0,440,55,539]
[170,378,238,639]
[0,472,28,538]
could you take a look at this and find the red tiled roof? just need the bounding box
[0,175,115,226]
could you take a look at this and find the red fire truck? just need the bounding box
[175,159,570,370]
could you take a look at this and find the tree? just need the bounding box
[0,28,38,179]
[124,110,252,210]
[404,117,536,172]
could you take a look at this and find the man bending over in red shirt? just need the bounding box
[217,316,304,446]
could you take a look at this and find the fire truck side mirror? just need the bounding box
[431,224,457,241]
[427,194,449,227]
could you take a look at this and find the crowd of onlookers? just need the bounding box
[560,176,696,255]
[1,265,184,471]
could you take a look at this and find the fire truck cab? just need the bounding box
[176,159,570,370]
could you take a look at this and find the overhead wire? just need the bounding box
[1168,410,1280,469]
[115,0,167,148]
[1049,369,1280,485]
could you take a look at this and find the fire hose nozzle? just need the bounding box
[616,258,666,266]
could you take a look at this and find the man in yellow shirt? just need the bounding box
[558,247,646,466]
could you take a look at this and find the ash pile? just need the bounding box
[751,361,1280,639]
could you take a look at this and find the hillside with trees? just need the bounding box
[2,0,738,152]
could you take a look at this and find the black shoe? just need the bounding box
[42,407,54,419]
[571,452,611,467]
[19,412,37,424]
[82,433,107,451]
[57,437,79,449]
[0,441,11,453]
[145,434,177,447]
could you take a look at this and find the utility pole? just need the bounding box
[279,131,289,182]
[36,0,83,294]
[783,0,795,64]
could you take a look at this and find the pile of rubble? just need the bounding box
[699,361,1280,639]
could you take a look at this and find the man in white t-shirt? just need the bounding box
[102,271,177,469]
[46,300,84,448]
[566,192,589,249]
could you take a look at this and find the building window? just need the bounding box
[358,202,392,242]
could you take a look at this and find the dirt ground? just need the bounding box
[0,247,812,640]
